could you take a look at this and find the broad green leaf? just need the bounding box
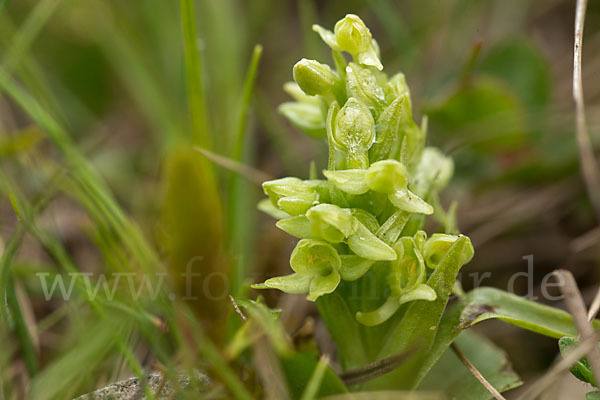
[162,147,228,339]
[479,38,550,110]
[317,292,370,369]
[420,331,522,399]
[458,287,587,338]
[410,287,597,390]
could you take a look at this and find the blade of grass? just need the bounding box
[0,66,161,274]
[300,355,330,400]
[2,0,62,73]
[227,45,263,298]
[180,0,210,147]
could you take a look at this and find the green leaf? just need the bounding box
[281,351,347,400]
[458,287,584,338]
[559,336,596,386]
[369,236,474,389]
[411,286,596,390]
[420,331,522,399]
[317,292,370,369]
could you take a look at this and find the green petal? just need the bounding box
[276,216,315,239]
[355,296,401,326]
[306,203,357,243]
[397,283,437,305]
[322,169,368,194]
[307,272,341,301]
[423,233,459,269]
[347,222,397,261]
[254,273,312,294]
[365,160,408,194]
[388,188,434,215]
[290,239,341,275]
[339,255,376,281]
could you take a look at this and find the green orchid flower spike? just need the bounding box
[253,14,473,326]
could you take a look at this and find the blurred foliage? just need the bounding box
[0,0,598,398]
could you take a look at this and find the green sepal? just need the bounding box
[278,102,326,139]
[312,24,341,51]
[258,198,290,219]
[255,273,312,294]
[276,216,315,239]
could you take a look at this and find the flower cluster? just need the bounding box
[253,15,473,326]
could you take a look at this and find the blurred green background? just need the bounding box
[1,0,600,398]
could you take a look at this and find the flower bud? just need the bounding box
[334,97,375,168]
[365,160,408,194]
[263,177,317,216]
[334,15,382,70]
[346,62,386,111]
[293,58,338,96]
[387,73,412,106]
[369,95,408,162]
[412,147,454,197]
[334,15,370,54]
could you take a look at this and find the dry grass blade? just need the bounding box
[228,295,247,322]
[193,146,272,185]
[553,270,600,381]
[450,343,506,400]
[573,0,600,221]
[516,336,597,400]
[252,336,290,400]
[588,287,600,321]
[339,349,414,386]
